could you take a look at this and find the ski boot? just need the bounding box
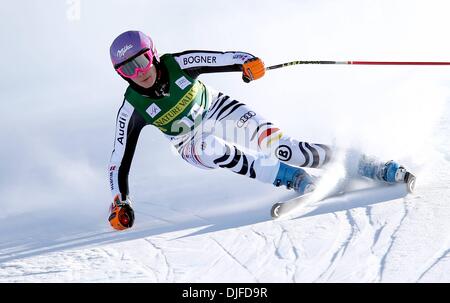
[358,156,416,193]
[273,162,316,195]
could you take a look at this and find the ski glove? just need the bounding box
[242,58,265,83]
[108,194,135,231]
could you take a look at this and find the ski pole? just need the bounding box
[266,60,450,70]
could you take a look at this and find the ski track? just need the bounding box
[202,254,226,280]
[371,223,387,253]
[249,224,299,282]
[378,199,409,282]
[280,225,301,283]
[364,204,386,281]
[144,238,172,282]
[417,248,450,282]
[273,227,285,250]
[342,210,360,257]
[249,226,280,267]
[311,212,341,282]
[314,211,357,282]
[248,227,278,281]
[250,227,270,245]
[5,270,67,279]
[276,225,299,282]
[209,236,259,282]
[365,206,375,226]
[135,248,161,282]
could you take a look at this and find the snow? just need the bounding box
[1,0,450,282]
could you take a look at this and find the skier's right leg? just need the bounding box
[356,155,416,192]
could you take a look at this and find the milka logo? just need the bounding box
[117,44,133,58]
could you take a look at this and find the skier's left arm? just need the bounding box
[172,50,265,82]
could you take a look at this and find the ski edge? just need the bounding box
[271,177,416,220]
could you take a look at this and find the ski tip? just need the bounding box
[405,172,416,194]
[271,203,282,219]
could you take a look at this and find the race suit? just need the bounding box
[109,51,332,200]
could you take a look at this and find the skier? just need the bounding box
[107,30,414,230]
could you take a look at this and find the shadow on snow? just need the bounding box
[0,180,408,263]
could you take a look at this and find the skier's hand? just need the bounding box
[108,194,135,231]
[242,58,265,83]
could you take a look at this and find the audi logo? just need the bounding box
[236,111,256,127]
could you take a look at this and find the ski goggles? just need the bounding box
[115,50,153,79]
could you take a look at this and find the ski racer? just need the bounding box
[107,30,415,230]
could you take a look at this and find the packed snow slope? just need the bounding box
[1,1,449,282]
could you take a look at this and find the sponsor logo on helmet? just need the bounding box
[117,44,133,58]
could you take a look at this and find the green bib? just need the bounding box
[124,54,211,136]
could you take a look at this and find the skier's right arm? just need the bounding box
[109,100,146,202]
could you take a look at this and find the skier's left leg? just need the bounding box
[204,93,332,169]
[201,92,325,193]
[204,92,414,189]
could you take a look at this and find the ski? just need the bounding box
[270,175,416,219]
[271,187,343,219]
[404,172,416,193]
[271,193,313,219]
